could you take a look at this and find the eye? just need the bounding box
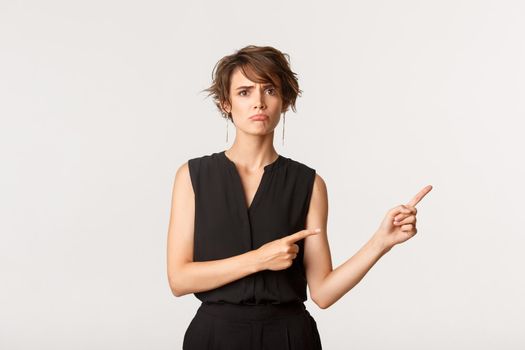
[239,90,247,96]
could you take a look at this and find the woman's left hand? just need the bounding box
[373,185,433,252]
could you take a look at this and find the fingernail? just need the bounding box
[314,228,321,233]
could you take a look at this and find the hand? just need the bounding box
[373,185,433,252]
[256,228,321,271]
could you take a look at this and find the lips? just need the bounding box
[250,114,269,121]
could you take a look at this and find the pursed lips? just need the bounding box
[250,114,269,121]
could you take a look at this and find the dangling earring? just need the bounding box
[281,112,286,146]
[224,112,231,143]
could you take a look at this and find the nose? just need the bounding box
[253,86,266,110]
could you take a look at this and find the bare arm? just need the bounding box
[166,162,263,297]
[303,174,390,309]
[304,177,431,309]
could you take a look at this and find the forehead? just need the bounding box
[230,67,272,88]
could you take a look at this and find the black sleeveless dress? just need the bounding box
[182,150,322,350]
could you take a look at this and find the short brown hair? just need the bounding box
[201,45,302,121]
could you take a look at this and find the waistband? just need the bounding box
[197,301,306,322]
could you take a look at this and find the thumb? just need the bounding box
[285,228,321,243]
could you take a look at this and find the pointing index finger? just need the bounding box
[285,228,321,243]
[407,185,433,207]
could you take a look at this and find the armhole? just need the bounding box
[304,167,317,215]
[187,158,199,198]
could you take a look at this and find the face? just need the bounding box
[223,67,283,136]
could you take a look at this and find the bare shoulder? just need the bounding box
[313,172,327,192]
[311,172,328,210]
[306,171,328,234]
[175,161,190,181]
[172,161,193,197]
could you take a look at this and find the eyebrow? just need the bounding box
[235,84,274,90]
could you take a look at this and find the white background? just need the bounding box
[1,0,524,349]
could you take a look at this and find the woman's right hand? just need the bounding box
[255,228,321,271]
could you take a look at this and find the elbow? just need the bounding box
[168,274,187,297]
[317,302,329,310]
[311,293,331,310]
[169,281,182,297]
[171,286,184,297]
[311,287,335,309]
[314,299,331,310]
[168,263,194,297]
[170,283,190,298]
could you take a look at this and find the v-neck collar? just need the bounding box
[220,150,282,211]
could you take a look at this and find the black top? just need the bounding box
[187,150,316,305]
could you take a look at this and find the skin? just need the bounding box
[166,67,433,309]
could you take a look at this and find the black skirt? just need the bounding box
[183,301,322,350]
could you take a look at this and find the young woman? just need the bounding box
[166,45,432,349]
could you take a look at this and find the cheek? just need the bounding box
[231,97,251,110]
[269,95,283,106]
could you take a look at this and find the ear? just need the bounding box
[220,100,231,114]
[281,101,290,114]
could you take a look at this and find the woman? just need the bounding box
[166,45,432,349]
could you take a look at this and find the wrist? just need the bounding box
[249,249,265,273]
[369,235,392,256]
